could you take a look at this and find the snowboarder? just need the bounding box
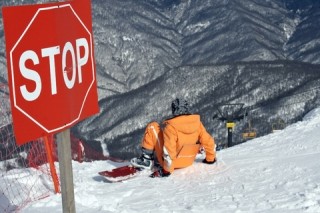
[131,98,216,177]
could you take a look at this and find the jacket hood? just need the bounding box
[164,114,200,134]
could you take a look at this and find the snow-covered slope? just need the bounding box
[20,107,320,212]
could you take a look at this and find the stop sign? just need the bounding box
[2,0,99,144]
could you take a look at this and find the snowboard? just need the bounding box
[99,165,141,182]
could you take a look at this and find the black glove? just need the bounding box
[202,158,216,164]
[150,168,171,178]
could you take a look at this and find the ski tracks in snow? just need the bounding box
[213,139,320,212]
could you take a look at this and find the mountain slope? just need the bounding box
[0,0,320,158]
[285,2,320,64]
[21,107,320,212]
[179,0,290,64]
[74,61,320,159]
[1,0,319,93]
[91,0,320,97]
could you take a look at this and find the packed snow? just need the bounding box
[18,108,320,212]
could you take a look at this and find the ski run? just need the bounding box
[13,108,320,212]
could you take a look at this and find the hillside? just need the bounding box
[20,107,320,212]
[74,60,320,159]
[1,0,320,93]
[90,0,320,96]
[0,0,320,158]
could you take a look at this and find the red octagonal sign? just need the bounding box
[3,0,99,145]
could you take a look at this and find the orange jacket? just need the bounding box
[162,114,216,172]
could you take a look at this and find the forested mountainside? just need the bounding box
[75,60,320,159]
[0,0,319,158]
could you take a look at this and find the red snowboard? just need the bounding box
[99,165,140,182]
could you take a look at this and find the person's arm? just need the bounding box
[199,122,216,162]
